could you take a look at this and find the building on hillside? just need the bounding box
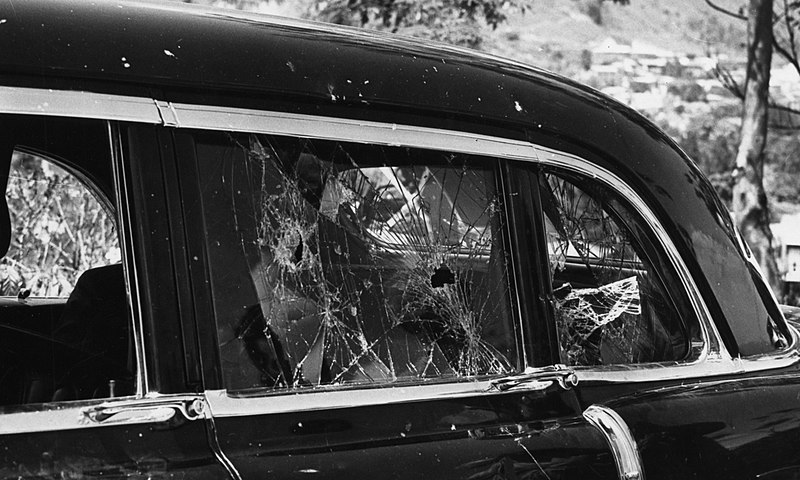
[772,215,800,303]
[592,37,676,66]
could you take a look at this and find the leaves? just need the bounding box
[306,0,530,47]
[5,152,119,297]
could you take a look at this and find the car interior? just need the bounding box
[0,116,134,408]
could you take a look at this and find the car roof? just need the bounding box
[0,0,787,355]
[0,0,598,123]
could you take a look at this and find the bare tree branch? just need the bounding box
[770,99,800,114]
[715,65,746,99]
[706,0,748,20]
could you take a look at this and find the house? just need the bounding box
[773,214,800,284]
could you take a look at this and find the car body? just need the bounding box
[0,1,799,479]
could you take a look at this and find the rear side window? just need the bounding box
[540,169,696,366]
[192,132,519,391]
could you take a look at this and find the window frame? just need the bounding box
[532,166,701,368]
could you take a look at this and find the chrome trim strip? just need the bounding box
[109,123,149,397]
[584,404,644,480]
[155,100,179,127]
[0,394,203,434]
[0,86,161,123]
[168,102,544,160]
[204,381,498,417]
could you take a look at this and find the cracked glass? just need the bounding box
[194,132,518,391]
[540,170,691,367]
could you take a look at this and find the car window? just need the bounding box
[0,142,132,408]
[193,132,519,391]
[540,169,696,367]
[4,151,120,297]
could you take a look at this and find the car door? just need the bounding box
[166,105,629,480]
[514,148,800,480]
[0,109,226,478]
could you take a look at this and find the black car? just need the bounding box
[0,1,798,479]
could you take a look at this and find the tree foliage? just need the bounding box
[306,0,529,47]
[304,0,629,47]
[4,152,119,297]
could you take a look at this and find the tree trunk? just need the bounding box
[733,0,781,293]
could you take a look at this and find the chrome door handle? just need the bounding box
[584,404,644,480]
[83,395,206,424]
[489,364,579,392]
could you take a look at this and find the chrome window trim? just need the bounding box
[109,122,149,398]
[0,398,138,434]
[0,86,161,123]
[205,382,500,417]
[0,394,206,435]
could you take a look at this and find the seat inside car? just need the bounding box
[0,134,132,405]
[51,263,132,401]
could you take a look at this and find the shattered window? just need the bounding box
[540,171,691,367]
[194,132,518,391]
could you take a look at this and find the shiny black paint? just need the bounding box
[592,370,800,480]
[215,389,618,479]
[0,417,226,479]
[117,123,204,394]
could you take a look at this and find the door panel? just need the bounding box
[0,401,224,479]
[208,387,618,479]
[592,373,800,480]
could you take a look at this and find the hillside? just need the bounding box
[486,0,747,74]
